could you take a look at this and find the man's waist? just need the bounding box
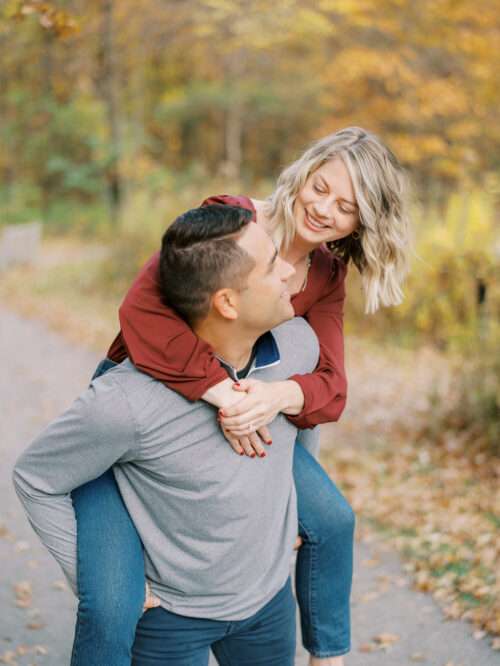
[148,561,294,622]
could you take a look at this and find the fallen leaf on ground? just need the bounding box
[373,632,400,650]
[0,526,11,539]
[13,581,32,609]
[15,647,29,656]
[26,621,45,630]
[358,642,377,652]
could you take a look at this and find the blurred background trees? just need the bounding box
[1,0,499,448]
[2,0,498,217]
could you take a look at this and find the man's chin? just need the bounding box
[274,304,295,327]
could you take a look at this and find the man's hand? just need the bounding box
[143,580,161,612]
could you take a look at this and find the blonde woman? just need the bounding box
[71,127,410,666]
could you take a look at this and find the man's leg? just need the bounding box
[132,606,226,666]
[211,578,296,666]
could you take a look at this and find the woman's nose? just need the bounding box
[313,198,336,219]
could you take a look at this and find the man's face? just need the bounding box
[235,224,295,332]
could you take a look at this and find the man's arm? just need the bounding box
[12,374,137,593]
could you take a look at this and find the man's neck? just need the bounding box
[194,319,260,371]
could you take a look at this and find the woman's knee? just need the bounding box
[300,488,355,546]
[330,496,356,542]
[294,448,355,542]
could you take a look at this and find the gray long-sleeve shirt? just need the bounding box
[13,317,319,621]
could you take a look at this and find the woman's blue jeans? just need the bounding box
[70,360,354,665]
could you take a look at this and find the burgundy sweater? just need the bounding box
[108,195,348,429]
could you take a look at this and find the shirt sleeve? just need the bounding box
[12,376,137,593]
[287,260,348,429]
[107,195,256,401]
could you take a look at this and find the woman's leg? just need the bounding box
[70,360,146,666]
[293,441,355,659]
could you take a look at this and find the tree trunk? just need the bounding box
[40,30,54,217]
[99,0,122,224]
[222,49,244,181]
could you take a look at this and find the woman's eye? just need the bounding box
[313,184,325,194]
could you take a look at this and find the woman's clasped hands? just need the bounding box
[217,378,303,458]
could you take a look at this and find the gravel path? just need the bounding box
[1,306,496,665]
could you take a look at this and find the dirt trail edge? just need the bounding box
[1,306,496,666]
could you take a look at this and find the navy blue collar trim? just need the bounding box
[215,330,281,380]
[253,331,280,370]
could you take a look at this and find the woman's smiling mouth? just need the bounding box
[304,209,331,232]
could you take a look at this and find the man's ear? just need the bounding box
[212,288,239,320]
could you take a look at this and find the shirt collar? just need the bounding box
[216,330,281,381]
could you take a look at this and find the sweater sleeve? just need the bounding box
[12,376,138,593]
[107,195,256,401]
[287,260,348,429]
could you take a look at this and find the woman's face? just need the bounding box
[293,157,360,248]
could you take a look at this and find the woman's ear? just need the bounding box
[212,288,239,320]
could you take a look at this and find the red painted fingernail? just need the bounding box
[266,440,272,445]
[234,382,240,387]
[259,452,267,458]
[219,409,226,417]
[239,451,244,456]
[250,453,256,458]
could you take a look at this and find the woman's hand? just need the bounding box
[218,379,304,436]
[202,376,304,458]
[220,423,273,458]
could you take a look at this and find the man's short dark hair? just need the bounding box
[159,205,256,325]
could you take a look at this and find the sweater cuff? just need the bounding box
[285,374,315,429]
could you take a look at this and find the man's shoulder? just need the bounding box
[272,316,319,347]
[93,359,205,429]
[94,359,180,404]
[270,317,319,374]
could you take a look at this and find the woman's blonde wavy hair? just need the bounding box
[266,127,411,313]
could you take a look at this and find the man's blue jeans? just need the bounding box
[70,360,354,664]
[131,578,296,665]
